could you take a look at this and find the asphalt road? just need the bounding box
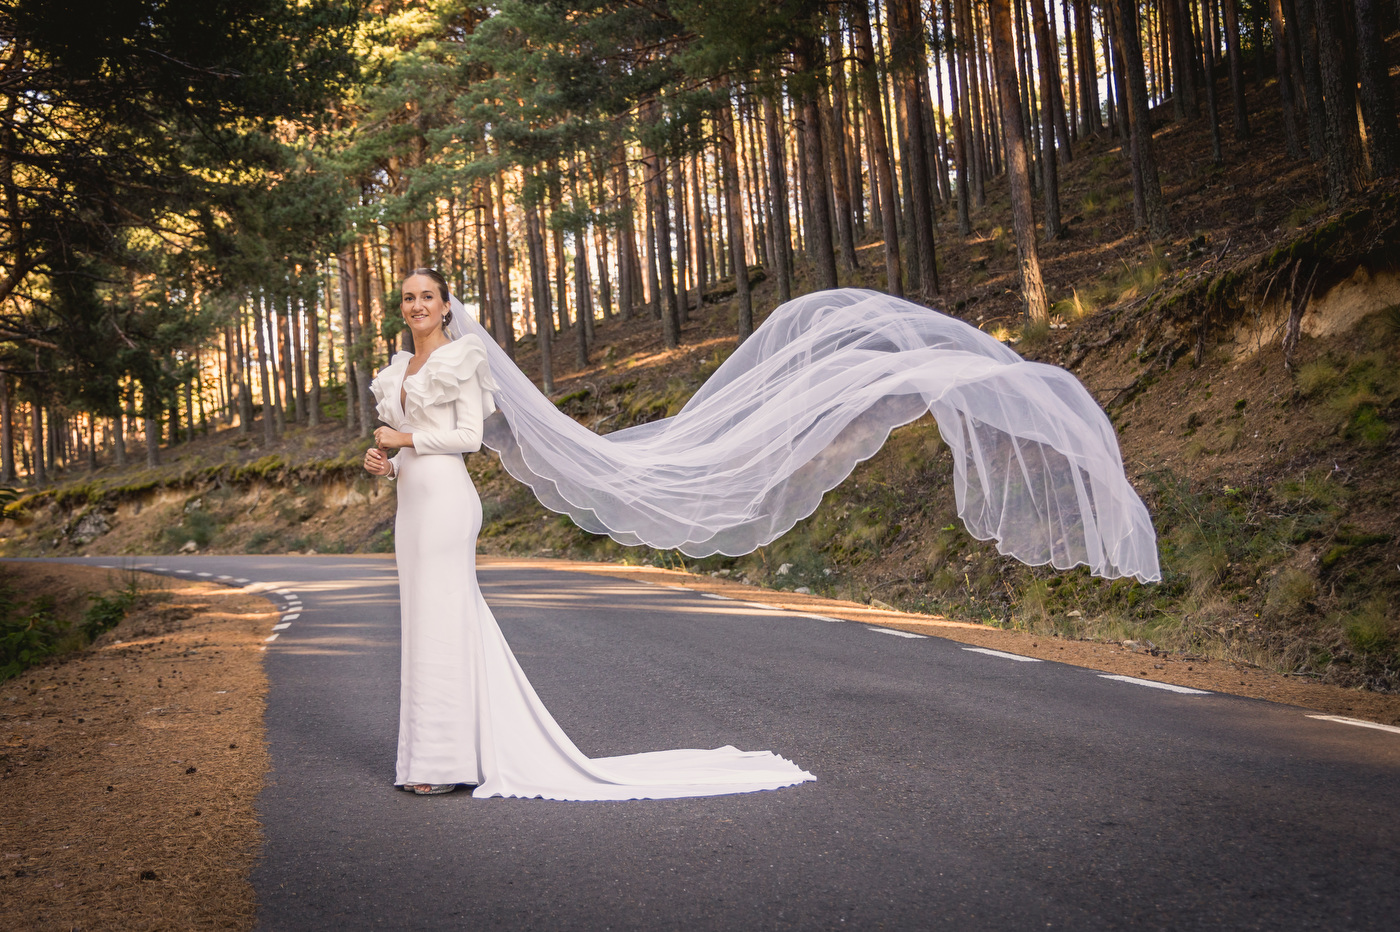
[41,555,1400,930]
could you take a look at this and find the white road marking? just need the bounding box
[665,585,693,592]
[1098,674,1209,695]
[272,623,291,631]
[174,569,191,574]
[235,578,250,584]
[264,633,279,643]
[1306,715,1400,735]
[870,627,928,639]
[803,614,845,623]
[744,602,783,611]
[963,647,1042,662]
[196,572,212,577]
[275,589,294,596]
[700,592,732,600]
[97,564,115,569]
[217,575,232,580]
[281,614,300,622]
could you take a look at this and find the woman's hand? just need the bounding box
[374,427,413,449]
[364,447,393,477]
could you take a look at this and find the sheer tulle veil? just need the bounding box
[446,288,1160,584]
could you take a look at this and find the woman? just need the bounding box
[365,269,816,799]
[367,270,1160,799]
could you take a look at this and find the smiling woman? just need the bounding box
[364,277,1160,801]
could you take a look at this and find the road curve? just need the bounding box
[31,555,1400,930]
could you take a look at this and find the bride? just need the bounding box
[365,268,1160,800]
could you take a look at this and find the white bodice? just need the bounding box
[369,335,499,456]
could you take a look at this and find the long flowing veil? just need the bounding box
[447,288,1160,583]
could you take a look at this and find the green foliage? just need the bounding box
[82,584,142,641]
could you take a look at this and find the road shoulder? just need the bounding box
[0,563,274,931]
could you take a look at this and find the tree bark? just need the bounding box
[719,85,756,337]
[988,0,1051,322]
[762,96,794,303]
[1029,0,1064,238]
[1201,0,1224,163]
[1111,0,1171,237]
[1310,0,1365,203]
[525,202,554,394]
[251,293,279,444]
[481,176,514,359]
[1267,0,1304,157]
[0,373,12,483]
[1288,0,1328,160]
[336,256,357,433]
[888,0,939,297]
[825,23,860,272]
[852,2,906,293]
[1352,0,1399,177]
[1221,0,1250,138]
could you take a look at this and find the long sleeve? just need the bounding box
[412,378,485,455]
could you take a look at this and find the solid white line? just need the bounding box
[1098,674,1209,695]
[272,623,291,631]
[281,613,300,622]
[264,633,279,643]
[870,627,928,639]
[1306,714,1400,736]
[963,647,1042,663]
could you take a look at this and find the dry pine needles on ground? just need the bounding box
[0,564,275,932]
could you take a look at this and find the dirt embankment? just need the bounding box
[0,563,275,932]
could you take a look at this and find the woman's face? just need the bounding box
[401,274,447,339]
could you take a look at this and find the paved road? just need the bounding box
[38,555,1400,930]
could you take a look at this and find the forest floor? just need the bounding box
[0,563,274,931]
[3,75,1399,701]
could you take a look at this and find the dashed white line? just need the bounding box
[870,627,928,639]
[963,647,1042,663]
[196,572,212,577]
[264,633,279,643]
[802,614,845,623]
[275,589,294,595]
[1306,714,1400,735]
[699,592,732,601]
[281,614,300,622]
[272,623,291,631]
[174,569,191,574]
[1098,674,1209,695]
[234,578,250,584]
[217,575,232,581]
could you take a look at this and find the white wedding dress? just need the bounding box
[370,336,817,800]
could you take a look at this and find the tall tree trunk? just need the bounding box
[0,373,11,483]
[1170,0,1200,118]
[888,0,939,296]
[525,202,554,394]
[1112,0,1171,236]
[481,176,514,359]
[719,85,756,337]
[670,155,690,322]
[762,96,794,303]
[113,409,127,467]
[1267,0,1305,157]
[1030,0,1064,239]
[1074,0,1102,135]
[337,255,358,433]
[251,293,278,445]
[1310,0,1365,204]
[852,2,906,293]
[1351,0,1399,178]
[1201,0,1224,163]
[141,409,158,470]
[825,23,860,271]
[988,0,1051,322]
[1221,0,1250,138]
[649,149,680,349]
[1289,0,1328,160]
[307,290,321,428]
[288,296,307,425]
[688,155,709,299]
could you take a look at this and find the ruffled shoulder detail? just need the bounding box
[403,335,499,417]
[370,352,413,426]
